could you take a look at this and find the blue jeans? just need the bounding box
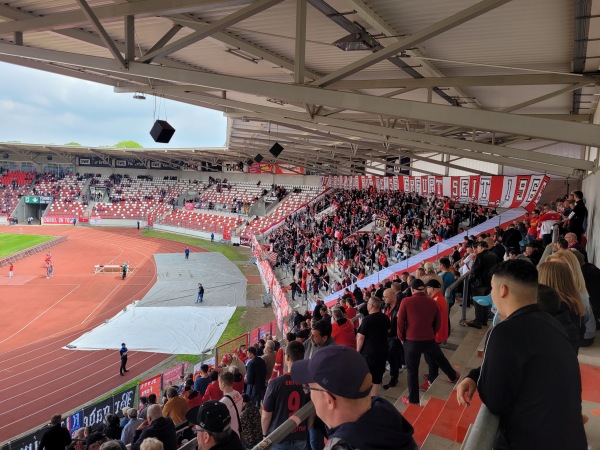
[272,440,308,450]
[197,294,203,303]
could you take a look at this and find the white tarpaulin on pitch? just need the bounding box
[65,304,236,354]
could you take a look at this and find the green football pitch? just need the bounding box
[0,234,55,259]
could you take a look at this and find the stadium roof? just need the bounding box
[0,0,599,178]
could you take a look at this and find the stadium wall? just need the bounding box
[583,169,600,267]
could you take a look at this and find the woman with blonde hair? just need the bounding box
[547,251,596,346]
[538,261,585,351]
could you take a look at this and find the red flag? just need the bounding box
[270,347,285,381]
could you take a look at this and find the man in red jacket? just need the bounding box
[398,279,459,405]
[420,279,452,392]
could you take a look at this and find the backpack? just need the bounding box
[240,403,262,447]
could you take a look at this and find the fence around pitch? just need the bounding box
[0,235,67,267]
[215,333,249,367]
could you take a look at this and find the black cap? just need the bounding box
[411,279,425,290]
[425,279,441,289]
[185,400,231,433]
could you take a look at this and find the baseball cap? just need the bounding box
[410,278,425,290]
[425,279,441,289]
[290,346,371,399]
[221,354,232,365]
[185,400,231,433]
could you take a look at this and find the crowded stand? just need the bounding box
[4,167,598,450]
[266,187,495,299]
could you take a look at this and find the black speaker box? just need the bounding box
[150,120,176,143]
[246,158,255,166]
[254,154,264,163]
[233,243,240,246]
[269,142,284,157]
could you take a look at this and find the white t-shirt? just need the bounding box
[220,390,243,435]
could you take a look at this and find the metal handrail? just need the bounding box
[251,401,315,450]
[445,270,471,322]
[460,404,500,450]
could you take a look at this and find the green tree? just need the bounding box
[114,140,143,149]
[64,142,82,146]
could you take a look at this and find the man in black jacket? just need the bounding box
[132,404,177,450]
[456,260,587,450]
[464,241,499,329]
[567,190,587,241]
[245,346,266,405]
[39,414,71,450]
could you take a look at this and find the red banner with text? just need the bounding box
[138,374,162,402]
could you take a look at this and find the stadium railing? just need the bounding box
[460,404,500,450]
[0,235,67,267]
[445,270,471,322]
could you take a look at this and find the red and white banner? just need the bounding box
[320,174,549,211]
[252,236,291,333]
[138,374,162,401]
[275,163,305,175]
[162,364,184,387]
[248,162,275,174]
[42,215,76,224]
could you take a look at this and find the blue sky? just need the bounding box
[0,62,227,148]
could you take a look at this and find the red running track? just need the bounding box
[0,226,206,443]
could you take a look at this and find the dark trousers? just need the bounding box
[404,340,456,404]
[387,337,404,380]
[474,302,490,326]
[120,357,127,375]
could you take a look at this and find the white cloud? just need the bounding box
[0,62,227,148]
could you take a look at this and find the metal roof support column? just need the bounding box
[294,0,307,85]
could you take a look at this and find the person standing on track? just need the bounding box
[197,283,205,303]
[9,263,13,278]
[120,343,129,376]
[122,262,128,280]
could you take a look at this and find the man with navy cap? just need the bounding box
[186,400,244,450]
[291,346,417,450]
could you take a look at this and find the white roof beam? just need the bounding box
[311,0,512,87]
[330,73,597,90]
[343,0,479,108]
[139,0,284,63]
[74,0,127,69]
[500,82,591,113]
[4,43,597,160]
[0,0,251,35]
[168,14,321,81]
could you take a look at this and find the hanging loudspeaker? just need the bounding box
[254,154,264,163]
[269,142,284,157]
[246,158,255,166]
[150,120,176,143]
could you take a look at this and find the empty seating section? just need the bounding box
[46,200,87,216]
[199,182,263,207]
[240,186,325,235]
[92,178,187,219]
[34,174,86,200]
[0,171,35,216]
[160,210,243,233]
